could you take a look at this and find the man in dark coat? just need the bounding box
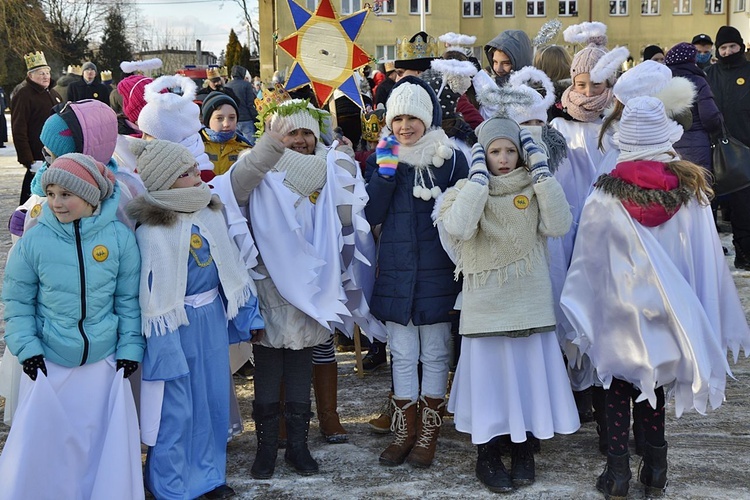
[11,51,63,203]
[224,65,258,144]
[705,26,750,269]
[68,62,110,104]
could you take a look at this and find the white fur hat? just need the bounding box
[385,79,434,129]
[506,66,556,124]
[614,61,696,121]
[137,75,202,143]
[614,96,683,156]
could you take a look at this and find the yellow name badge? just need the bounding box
[93,92,99,98]
[92,245,109,262]
[513,195,530,210]
[737,77,746,86]
[309,191,320,204]
[30,204,42,218]
[190,233,203,249]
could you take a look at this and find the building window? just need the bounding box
[306,0,319,10]
[736,0,746,11]
[379,0,396,13]
[527,0,545,15]
[641,0,659,13]
[376,45,397,62]
[610,0,629,13]
[341,0,361,14]
[464,0,482,16]
[673,0,691,12]
[706,0,724,12]
[559,0,578,14]
[496,0,515,15]
[410,0,430,13]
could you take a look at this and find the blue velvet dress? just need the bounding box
[142,227,261,500]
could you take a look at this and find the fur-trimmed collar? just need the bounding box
[127,194,222,227]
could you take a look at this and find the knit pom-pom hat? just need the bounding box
[564,22,609,80]
[129,138,198,192]
[613,60,696,121]
[138,75,202,143]
[385,75,442,130]
[614,96,683,157]
[42,153,115,207]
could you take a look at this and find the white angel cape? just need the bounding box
[560,190,750,416]
[246,144,386,340]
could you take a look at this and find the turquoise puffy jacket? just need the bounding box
[3,186,144,367]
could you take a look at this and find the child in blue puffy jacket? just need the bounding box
[0,153,145,499]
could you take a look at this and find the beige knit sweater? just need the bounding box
[438,171,572,338]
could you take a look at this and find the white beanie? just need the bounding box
[613,60,672,105]
[267,99,322,139]
[137,75,202,143]
[614,96,683,158]
[385,81,433,130]
[506,66,556,125]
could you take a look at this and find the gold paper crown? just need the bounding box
[100,70,113,81]
[206,66,221,79]
[254,83,292,124]
[220,66,228,78]
[24,51,49,72]
[67,65,83,75]
[396,34,440,61]
[361,109,386,142]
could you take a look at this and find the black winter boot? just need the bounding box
[596,452,631,500]
[250,402,280,479]
[573,387,594,423]
[639,441,668,497]
[475,438,513,493]
[592,386,608,455]
[510,440,535,486]
[284,402,319,475]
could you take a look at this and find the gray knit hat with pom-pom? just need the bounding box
[129,138,197,192]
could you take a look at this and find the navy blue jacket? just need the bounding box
[669,62,723,169]
[365,149,468,326]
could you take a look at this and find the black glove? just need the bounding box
[116,359,139,379]
[22,355,47,381]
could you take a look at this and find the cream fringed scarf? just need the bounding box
[437,168,544,288]
[131,192,255,337]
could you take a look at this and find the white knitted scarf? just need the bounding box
[272,143,328,197]
[438,168,543,288]
[135,204,254,337]
[144,183,213,213]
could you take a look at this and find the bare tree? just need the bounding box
[231,0,260,55]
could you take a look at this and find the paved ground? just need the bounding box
[0,124,748,499]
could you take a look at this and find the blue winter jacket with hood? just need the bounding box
[3,185,144,367]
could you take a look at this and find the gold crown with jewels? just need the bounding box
[396,33,440,61]
[361,108,386,142]
[206,66,221,79]
[254,83,292,122]
[67,64,83,75]
[100,70,113,81]
[24,51,49,72]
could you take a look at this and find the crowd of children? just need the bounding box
[1,20,750,500]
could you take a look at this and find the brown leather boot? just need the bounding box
[406,396,445,468]
[368,392,394,434]
[379,398,418,466]
[312,362,348,444]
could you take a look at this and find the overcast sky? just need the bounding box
[134,0,257,56]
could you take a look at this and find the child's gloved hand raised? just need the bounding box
[22,355,47,381]
[519,128,551,183]
[468,143,489,185]
[376,135,400,177]
[117,359,139,379]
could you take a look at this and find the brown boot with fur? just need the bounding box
[406,396,445,468]
[379,398,418,466]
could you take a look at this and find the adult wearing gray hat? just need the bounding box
[68,61,110,104]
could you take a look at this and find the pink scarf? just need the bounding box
[561,86,613,122]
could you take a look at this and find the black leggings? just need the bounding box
[606,377,665,455]
[253,345,313,405]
